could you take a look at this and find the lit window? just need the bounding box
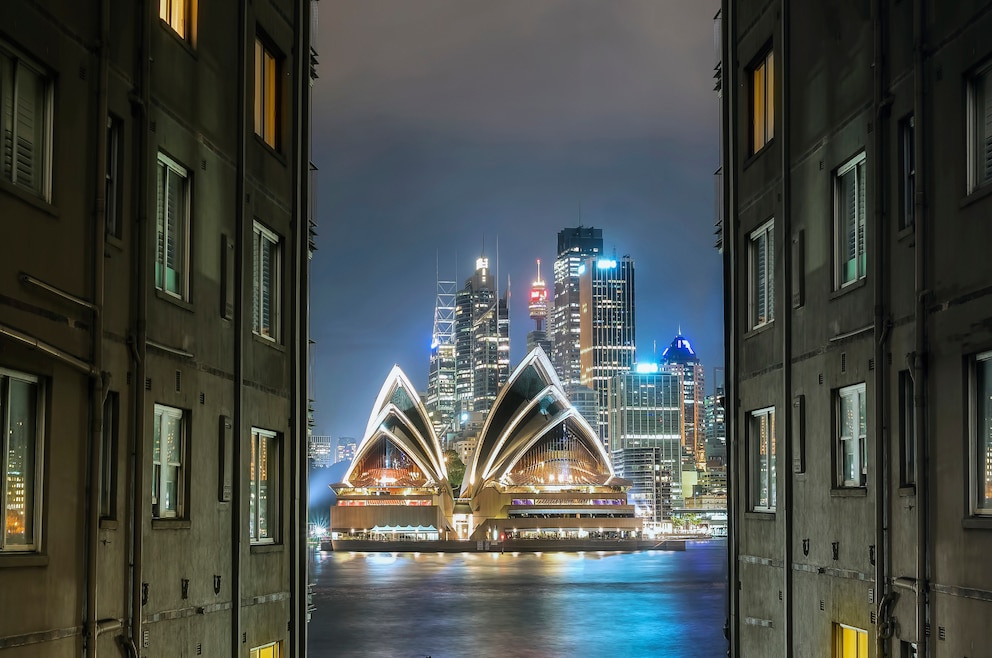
[0,43,52,199]
[159,0,189,39]
[899,115,915,230]
[250,642,281,658]
[749,220,774,329]
[152,404,185,518]
[250,428,279,543]
[1,369,42,552]
[971,352,992,515]
[105,116,122,238]
[835,153,867,288]
[749,407,775,511]
[252,222,280,340]
[837,384,867,488]
[968,63,992,192]
[834,624,868,657]
[254,38,280,149]
[155,153,190,299]
[750,49,774,154]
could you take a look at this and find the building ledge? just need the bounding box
[0,553,49,568]
[962,516,992,530]
[830,487,867,497]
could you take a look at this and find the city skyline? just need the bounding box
[310,0,723,440]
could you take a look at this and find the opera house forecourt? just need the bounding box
[328,349,672,551]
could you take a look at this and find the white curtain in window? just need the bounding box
[1,52,46,197]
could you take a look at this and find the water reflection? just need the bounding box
[309,540,728,658]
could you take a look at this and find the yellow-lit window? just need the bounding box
[159,0,188,39]
[254,38,279,148]
[834,624,868,657]
[751,49,774,154]
[250,642,280,658]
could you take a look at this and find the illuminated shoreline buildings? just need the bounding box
[454,255,510,417]
[526,259,552,355]
[579,254,636,448]
[551,227,603,387]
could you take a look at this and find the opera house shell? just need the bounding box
[330,349,636,543]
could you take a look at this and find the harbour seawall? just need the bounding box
[323,537,694,553]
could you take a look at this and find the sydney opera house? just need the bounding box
[329,349,638,543]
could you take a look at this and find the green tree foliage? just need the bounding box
[444,450,465,490]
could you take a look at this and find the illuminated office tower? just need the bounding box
[661,332,706,468]
[426,275,457,437]
[526,259,552,355]
[551,227,603,386]
[578,254,636,448]
[454,256,510,416]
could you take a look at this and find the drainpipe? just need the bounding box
[83,0,111,655]
[911,0,929,654]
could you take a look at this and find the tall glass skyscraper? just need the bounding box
[454,256,510,416]
[551,227,603,387]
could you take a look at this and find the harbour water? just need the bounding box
[308,539,728,658]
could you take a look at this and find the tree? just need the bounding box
[444,450,465,491]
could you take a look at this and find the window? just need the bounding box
[254,38,280,149]
[152,404,185,518]
[749,220,774,329]
[250,642,281,658]
[105,116,122,238]
[834,624,868,657]
[835,154,867,288]
[1,369,42,552]
[899,115,915,230]
[252,222,280,340]
[750,49,774,154]
[100,392,119,519]
[968,64,992,192]
[837,384,867,488]
[898,370,915,488]
[159,0,189,39]
[155,153,190,299]
[971,351,992,515]
[0,43,52,199]
[749,407,775,511]
[250,428,279,543]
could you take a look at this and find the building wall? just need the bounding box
[0,1,313,655]
[722,1,992,655]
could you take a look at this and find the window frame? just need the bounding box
[252,221,281,341]
[254,36,281,150]
[100,391,119,520]
[249,427,279,544]
[834,623,869,657]
[0,368,44,552]
[967,62,992,193]
[250,642,282,658]
[0,41,53,200]
[836,383,868,488]
[159,0,190,40]
[155,152,191,300]
[898,115,915,231]
[105,115,123,239]
[748,219,775,330]
[898,370,916,488]
[749,406,776,512]
[834,153,867,289]
[749,48,774,155]
[151,404,186,519]
[970,351,992,516]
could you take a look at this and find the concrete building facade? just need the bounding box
[0,1,315,656]
[720,1,992,656]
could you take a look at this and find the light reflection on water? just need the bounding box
[308,540,728,658]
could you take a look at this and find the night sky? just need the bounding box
[309,1,723,441]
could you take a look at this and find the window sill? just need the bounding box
[159,20,197,58]
[252,332,284,351]
[742,140,775,171]
[898,486,916,497]
[155,288,194,312]
[0,553,48,568]
[253,134,287,165]
[99,518,119,530]
[0,178,58,218]
[962,516,992,530]
[744,321,774,340]
[895,224,915,245]
[250,542,283,553]
[830,277,867,300]
[830,487,867,497]
[152,518,191,530]
[106,232,126,252]
[960,181,992,210]
[744,511,776,520]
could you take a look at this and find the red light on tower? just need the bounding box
[529,259,548,331]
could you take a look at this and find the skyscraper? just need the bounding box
[578,254,636,448]
[526,259,552,355]
[454,256,510,416]
[661,333,706,468]
[426,276,457,438]
[551,227,603,386]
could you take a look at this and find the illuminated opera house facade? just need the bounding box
[330,349,638,542]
